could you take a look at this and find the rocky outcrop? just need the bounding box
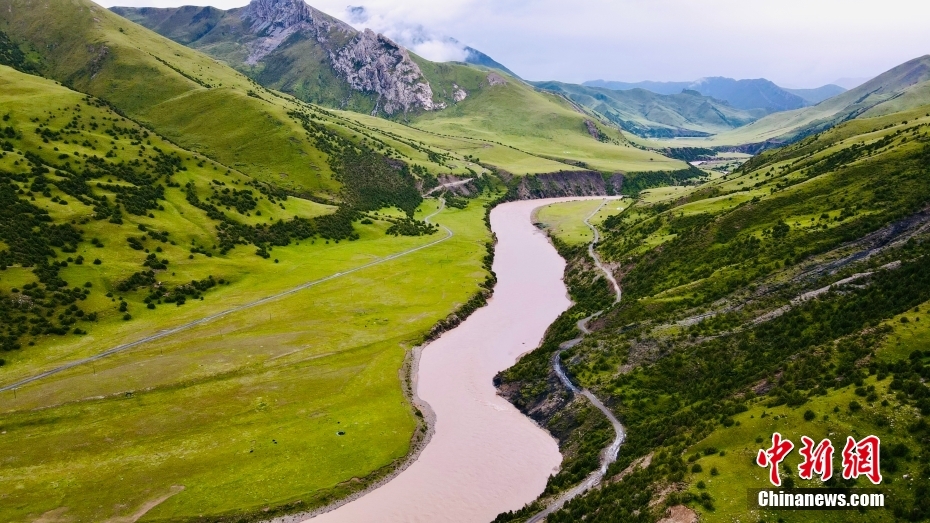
[240,0,437,115]
[241,0,353,64]
[452,83,467,102]
[487,72,507,86]
[515,171,623,199]
[332,29,439,115]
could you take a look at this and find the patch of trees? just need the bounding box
[145,276,217,307]
[662,147,715,162]
[208,181,257,214]
[620,166,705,196]
[185,182,359,256]
[385,217,438,237]
[289,110,423,215]
[0,176,94,349]
[116,270,157,292]
[0,30,40,74]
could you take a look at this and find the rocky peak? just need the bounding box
[332,29,440,115]
[240,0,440,115]
[242,0,313,33]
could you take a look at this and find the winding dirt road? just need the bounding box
[528,198,626,523]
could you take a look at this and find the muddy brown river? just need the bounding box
[309,197,612,523]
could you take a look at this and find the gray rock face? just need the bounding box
[241,0,438,115]
[332,29,440,115]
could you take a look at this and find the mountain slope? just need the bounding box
[111,0,456,115]
[462,45,520,78]
[1,0,353,196]
[584,77,809,113]
[3,0,566,192]
[531,81,761,138]
[109,0,683,174]
[412,74,688,173]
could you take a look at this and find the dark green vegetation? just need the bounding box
[498,106,930,521]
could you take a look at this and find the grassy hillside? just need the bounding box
[1,0,346,194]
[412,72,687,173]
[0,0,523,195]
[0,64,498,522]
[497,103,930,522]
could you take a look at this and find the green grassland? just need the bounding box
[411,74,687,174]
[0,196,491,523]
[497,103,930,522]
[533,199,630,246]
[0,64,495,522]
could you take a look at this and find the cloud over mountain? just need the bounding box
[343,5,468,63]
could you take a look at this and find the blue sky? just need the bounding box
[99,0,930,88]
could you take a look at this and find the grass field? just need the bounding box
[411,76,687,174]
[533,199,629,245]
[0,65,495,522]
[0,194,492,523]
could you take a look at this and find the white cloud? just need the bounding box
[339,5,469,62]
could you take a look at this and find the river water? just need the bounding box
[310,197,609,523]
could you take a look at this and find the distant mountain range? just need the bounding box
[708,54,930,147]
[531,81,762,138]
[583,77,847,112]
[782,84,848,104]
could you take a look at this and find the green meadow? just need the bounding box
[0,65,494,522]
[533,199,630,245]
[0,193,492,522]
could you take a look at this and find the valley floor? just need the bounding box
[0,196,491,523]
